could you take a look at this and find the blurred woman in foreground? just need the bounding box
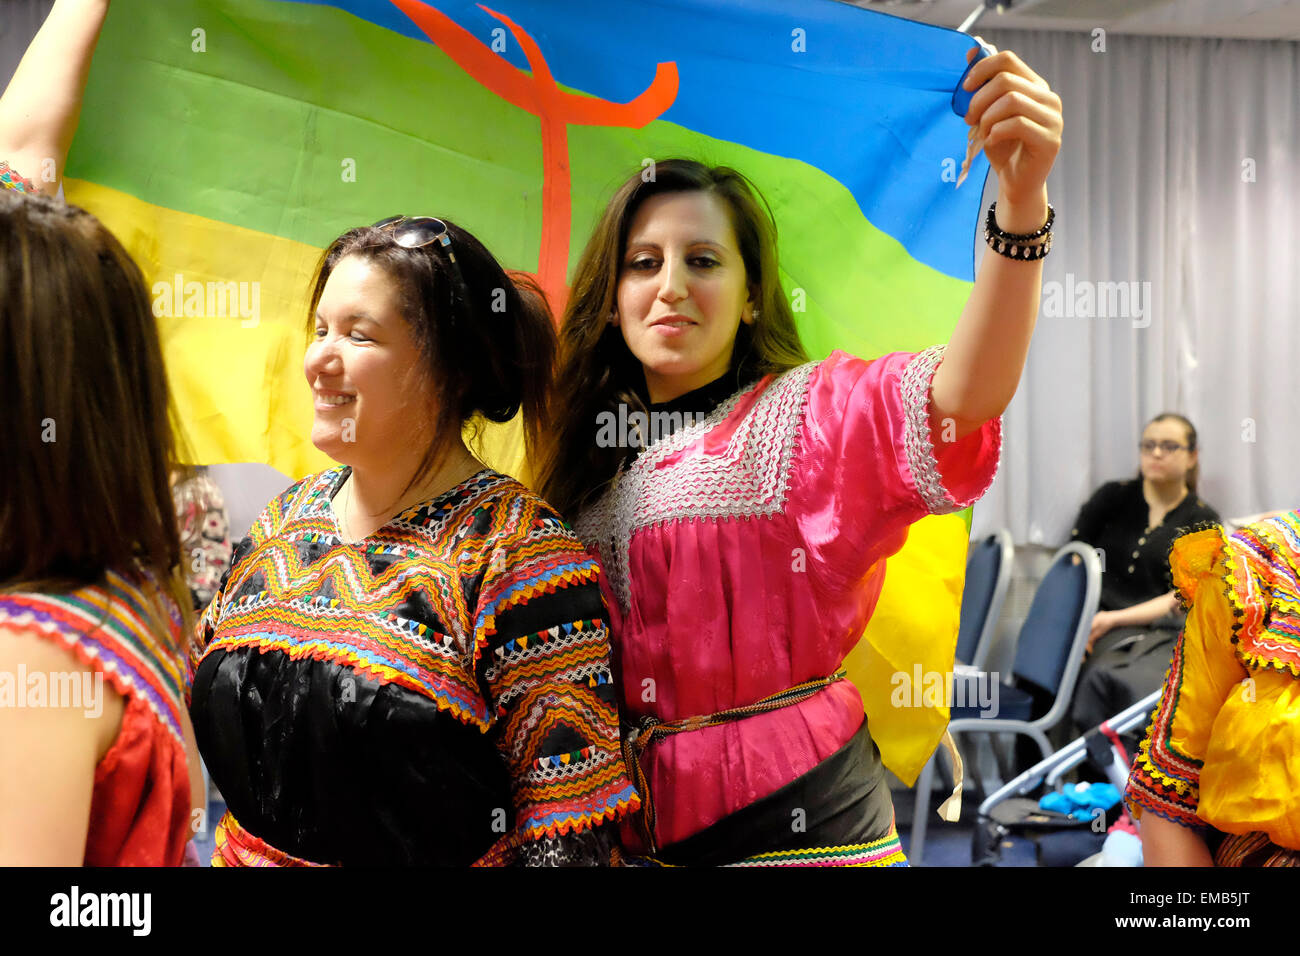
[0,192,204,865]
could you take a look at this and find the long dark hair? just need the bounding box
[306,219,556,496]
[0,191,191,640]
[536,159,809,518]
[1140,412,1200,494]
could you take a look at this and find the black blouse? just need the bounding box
[1069,479,1220,612]
[635,371,756,456]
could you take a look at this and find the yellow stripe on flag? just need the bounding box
[843,512,969,785]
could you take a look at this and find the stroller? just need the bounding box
[969,690,1160,866]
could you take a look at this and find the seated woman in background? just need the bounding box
[0,192,205,865]
[1069,413,1219,736]
[1128,513,1300,866]
[187,217,638,866]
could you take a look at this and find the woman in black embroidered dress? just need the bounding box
[187,222,639,866]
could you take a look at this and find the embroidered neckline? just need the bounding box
[576,361,817,612]
[574,346,977,614]
[312,466,498,543]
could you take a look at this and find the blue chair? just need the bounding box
[908,530,1013,864]
[955,530,1015,669]
[908,541,1100,865]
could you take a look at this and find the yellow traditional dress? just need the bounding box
[1126,514,1300,865]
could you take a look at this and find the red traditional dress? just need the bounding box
[0,569,194,865]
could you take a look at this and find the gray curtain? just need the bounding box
[972,28,1300,546]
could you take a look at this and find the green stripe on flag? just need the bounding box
[71,0,970,353]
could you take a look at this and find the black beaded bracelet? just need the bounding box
[985,202,1055,261]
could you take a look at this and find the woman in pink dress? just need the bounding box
[538,45,1063,865]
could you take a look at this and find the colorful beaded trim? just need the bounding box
[0,161,37,194]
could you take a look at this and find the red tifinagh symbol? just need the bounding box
[389,0,679,319]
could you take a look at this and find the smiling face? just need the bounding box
[1139,417,1195,486]
[615,190,755,403]
[304,254,430,465]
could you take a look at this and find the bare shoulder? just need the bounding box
[0,625,122,864]
[0,625,126,760]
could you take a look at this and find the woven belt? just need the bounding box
[620,669,847,855]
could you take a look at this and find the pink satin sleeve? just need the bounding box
[793,347,1002,591]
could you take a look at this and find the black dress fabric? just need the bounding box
[192,650,514,865]
[654,719,894,866]
[1068,479,1220,612]
[634,371,755,454]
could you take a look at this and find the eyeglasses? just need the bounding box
[1139,440,1188,455]
[371,215,470,309]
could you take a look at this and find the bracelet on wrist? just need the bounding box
[985,202,1054,261]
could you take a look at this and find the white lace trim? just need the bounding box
[900,344,984,516]
[575,362,817,612]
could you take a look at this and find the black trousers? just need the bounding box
[1070,625,1179,751]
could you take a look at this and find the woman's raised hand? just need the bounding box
[962,41,1063,223]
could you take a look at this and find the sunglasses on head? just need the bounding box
[371,215,471,310]
[372,215,456,255]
